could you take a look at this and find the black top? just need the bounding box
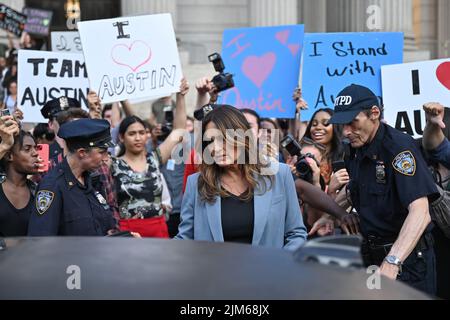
[221,193,254,244]
[0,184,33,237]
[347,123,439,239]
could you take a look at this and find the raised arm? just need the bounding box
[158,78,189,164]
[422,102,446,151]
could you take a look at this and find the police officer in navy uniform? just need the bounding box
[28,119,117,236]
[40,96,82,167]
[330,84,439,295]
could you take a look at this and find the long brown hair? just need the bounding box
[197,105,273,203]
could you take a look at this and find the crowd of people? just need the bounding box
[0,30,450,299]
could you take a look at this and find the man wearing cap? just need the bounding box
[330,84,439,294]
[40,96,82,168]
[28,119,117,236]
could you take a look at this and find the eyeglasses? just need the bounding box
[300,137,326,152]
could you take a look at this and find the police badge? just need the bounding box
[59,97,69,110]
[95,191,110,210]
[392,151,416,176]
[36,190,55,215]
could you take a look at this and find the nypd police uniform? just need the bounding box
[28,119,116,236]
[331,84,439,295]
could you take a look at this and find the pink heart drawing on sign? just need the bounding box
[288,44,300,57]
[111,40,152,72]
[242,53,277,88]
[275,30,290,45]
[436,62,450,90]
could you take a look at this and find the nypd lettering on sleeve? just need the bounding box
[36,190,55,215]
[392,151,416,176]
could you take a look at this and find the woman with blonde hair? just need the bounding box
[176,105,307,251]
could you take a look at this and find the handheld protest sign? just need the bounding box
[218,25,304,119]
[77,13,183,104]
[382,58,450,138]
[51,31,83,53]
[0,4,26,37]
[301,32,403,121]
[23,7,53,37]
[18,50,90,123]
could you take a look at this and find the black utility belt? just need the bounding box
[363,232,432,253]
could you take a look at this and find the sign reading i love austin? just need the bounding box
[219,25,304,118]
[382,59,450,138]
[77,14,183,104]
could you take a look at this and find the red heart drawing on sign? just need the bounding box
[111,40,152,72]
[242,53,276,88]
[436,61,450,90]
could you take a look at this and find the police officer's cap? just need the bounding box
[41,96,81,120]
[329,84,380,125]
[58,119,114,149]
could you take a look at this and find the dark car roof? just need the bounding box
[0,237,429,300]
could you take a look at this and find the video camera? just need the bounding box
[208,53,234,93]
[281,134,315,184]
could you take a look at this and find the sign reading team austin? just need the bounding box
[78,13,183,104]
[18,50,90,123]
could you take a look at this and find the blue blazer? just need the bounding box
[175,163,307,251]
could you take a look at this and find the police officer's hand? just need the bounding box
[423,102,446,129]
[379,261,400,280]
[0,115,19,148]
[130,232,142,238]
[328,169,350,194]
[308,215,335,237]
[88,90,102,119]
[338,213,360,235]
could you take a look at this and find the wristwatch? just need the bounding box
[384,255,403,274]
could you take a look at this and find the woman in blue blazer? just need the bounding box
[176,105,307,251]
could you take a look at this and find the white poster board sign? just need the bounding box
[77,13,182,104]
[18,50,90,123]
[382,59,450,138]
[51,31,83,53]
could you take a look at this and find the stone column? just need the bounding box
[121,0,177,28]
[412,0,438,58]
[326,0,365,32]
[327,0,414,33]
[437,0,450,58]
[298,0,327,32]
[249,0,298,27]
[326,0,428,61]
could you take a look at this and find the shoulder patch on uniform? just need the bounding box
[392,151,416,176]
[35,190,55,215]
